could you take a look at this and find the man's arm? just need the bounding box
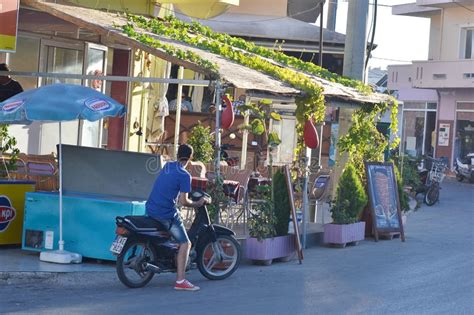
[179,192,205,208]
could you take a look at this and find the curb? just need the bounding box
[0,271,117,286]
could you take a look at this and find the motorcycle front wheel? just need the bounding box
[424,184,440,206]
[197,235,241,280]
[116,240,157,288]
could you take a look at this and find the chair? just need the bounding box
[1,154,28,180]
[219,167,253,233]
[25,154,58,191]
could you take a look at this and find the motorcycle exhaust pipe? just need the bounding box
[145,263,162,273]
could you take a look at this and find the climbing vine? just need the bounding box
[337,100,399,184]
[118,14,399,170]
[120,15,327,158]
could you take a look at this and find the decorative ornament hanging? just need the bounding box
[303,118,319,149]
[221,95,234,129]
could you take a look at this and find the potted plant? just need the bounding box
[324,163,368,247]
[0,125,20,177]
[245,169,296,265]
[187,121,214,164]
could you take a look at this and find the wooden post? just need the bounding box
[285,165,303,263]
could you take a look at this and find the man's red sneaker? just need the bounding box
[174,279,200,291]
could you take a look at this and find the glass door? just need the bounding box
[401,102,437,159]
[38,39,84,154]
[455,102,474,161]
[80,43,108,148]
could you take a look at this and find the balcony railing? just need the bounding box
[388,59,474,90]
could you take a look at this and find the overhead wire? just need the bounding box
[365,0,378,70]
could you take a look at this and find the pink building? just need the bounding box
[387,0,473,167]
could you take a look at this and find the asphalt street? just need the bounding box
[1,178,473,315]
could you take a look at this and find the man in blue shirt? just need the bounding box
[146,144,205,291]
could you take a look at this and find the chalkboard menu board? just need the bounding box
[365,162,405,242]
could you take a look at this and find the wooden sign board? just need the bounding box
[284,165,303,263]
[365,162,405,242]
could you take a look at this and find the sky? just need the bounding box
[316,0,431,70]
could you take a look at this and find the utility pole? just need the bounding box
[332,0,369,194]
[319,1,324,67]
[327,0,337,31]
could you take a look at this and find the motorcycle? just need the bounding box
[110,190,241,288]
[415,157,448,206]
[454,153,474,183]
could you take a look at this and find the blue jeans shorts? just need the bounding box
[153,213,190,244]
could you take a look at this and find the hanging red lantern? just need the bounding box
[221,95,234,129]
[303,118,319,149]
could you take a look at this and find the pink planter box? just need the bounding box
[324,222,366,245]
[244,235,296,261]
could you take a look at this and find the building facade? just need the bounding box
[387,0,474,167]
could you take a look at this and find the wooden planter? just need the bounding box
[323,221,366,247]
[244,235,296,265]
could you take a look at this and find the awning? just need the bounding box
[22,0,392,106]
[176,13,347,47]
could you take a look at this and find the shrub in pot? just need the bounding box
[187,121,214,164]
[245,170,296,265]
[324,163,368,247]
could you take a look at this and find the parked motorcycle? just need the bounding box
[454,153,474,183]
[110,191,241,288]
[415,157,448,206]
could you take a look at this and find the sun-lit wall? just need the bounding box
[439,6,473,60]
[228,0,287,17]
[74,0,155,15]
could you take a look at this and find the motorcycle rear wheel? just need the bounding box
[197,235,241,280]
[424,185,439,206]
[456,173,464,182]
[116,240,157,288]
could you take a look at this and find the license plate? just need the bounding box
[110,235,127,255]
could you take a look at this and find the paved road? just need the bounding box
[2,179,473,315]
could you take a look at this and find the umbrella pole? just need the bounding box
[59,122,64,251]
[40,121,82,264]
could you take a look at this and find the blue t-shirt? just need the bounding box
[146,161,192,220]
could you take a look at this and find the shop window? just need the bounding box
[427,103,437,110]
[270,117,296,165]
[455,103,474,160]
[403,103,425,110]
[402,103,437,158]
[44,46,84,85]
[460,27,473,59]
[402,111,425,157]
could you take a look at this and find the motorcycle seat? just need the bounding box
[122,216,168,232]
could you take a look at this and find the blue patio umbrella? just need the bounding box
[0,84,126,263]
